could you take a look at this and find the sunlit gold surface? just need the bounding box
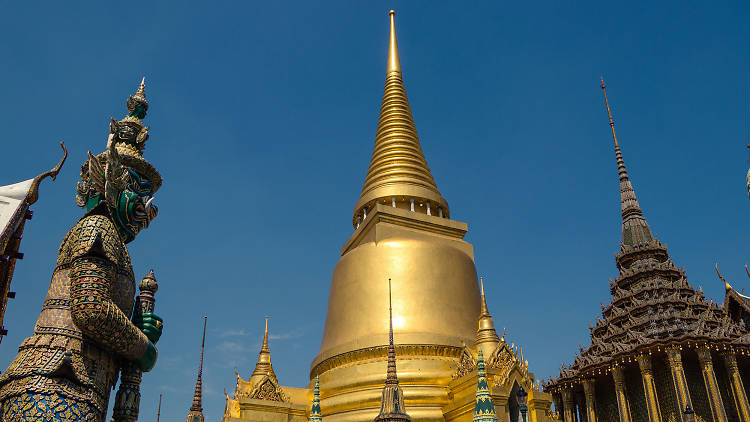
[316,204,479,364]
[311,203,480,421]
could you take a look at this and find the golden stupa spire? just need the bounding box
[475,277,500,358]
[600,77,653,247]
[353,10,448,226]
[251,317,276,381]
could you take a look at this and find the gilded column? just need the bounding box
[697,347,728,422]
[636,354,662,422]
[582,379,597,422]
[666,346,693,422]
[562,389,577,422]
[612,366,632,422]
[722,351,750,422]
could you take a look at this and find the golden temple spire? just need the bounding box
[186,316,207,422]
[475,277,500,358]
[375,279,410,422]
[387,11,400,73]
[353,10,448,226]
[251,317,276,381]
[600,78,653,247]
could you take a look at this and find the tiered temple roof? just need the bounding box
[545,79,750,390]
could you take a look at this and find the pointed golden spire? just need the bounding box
[251,316,276,381]
[475,277,500,358]
[186,316,207,422]
[600,78,653,247]
[353,10,448,226]
[387,11,400,73]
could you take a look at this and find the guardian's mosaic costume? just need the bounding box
[0,80,163,421]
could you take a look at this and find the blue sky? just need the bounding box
[1,1,749,420]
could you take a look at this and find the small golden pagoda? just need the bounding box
[543,80,750,422]
[222,10,553,422]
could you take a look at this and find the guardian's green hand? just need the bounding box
[136,341,158,372]
[133,312,163,344]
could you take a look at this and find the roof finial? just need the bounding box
[187,316,207,421]
[716,263,732,292]
[601,77,618,148]
[387,10,401,73]
[600,78,653,247]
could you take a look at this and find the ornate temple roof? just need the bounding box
[545,80,750,390]
[352,10,448,226]
[0,143,66,342]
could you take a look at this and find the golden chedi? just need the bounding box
[222,11,553,422]
[311,10,479,422]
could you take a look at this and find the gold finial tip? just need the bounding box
[389,10,395,16]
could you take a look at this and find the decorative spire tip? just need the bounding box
[387,10,401,73]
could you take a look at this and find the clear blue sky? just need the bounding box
[1,1,749,420]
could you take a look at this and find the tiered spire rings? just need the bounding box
[473,350,498,422]
[309,376,322,422]
[353,10,449,226]
[600,77,652,247]
[252,317,276,381]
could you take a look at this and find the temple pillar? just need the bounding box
[582,379,597,422]
[666,346,693,422]
[576,391,587,422]
[722,351,750,422]
[697,347,728,422]
[636,354,662,422]
[612,366,632,422]
[562,389,577,422]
